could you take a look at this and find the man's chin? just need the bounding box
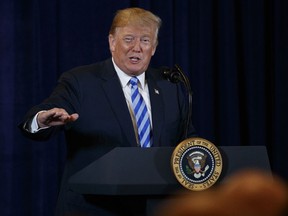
[126,66,146,76]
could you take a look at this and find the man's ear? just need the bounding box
[151,43,157,56]
[108,34,116,52]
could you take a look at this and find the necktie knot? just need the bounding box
[130,77,138,87]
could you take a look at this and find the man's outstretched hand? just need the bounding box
[37,108,79,128]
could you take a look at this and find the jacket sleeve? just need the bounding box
[18,70,80,141]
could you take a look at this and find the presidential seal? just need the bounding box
[171,137,223,191]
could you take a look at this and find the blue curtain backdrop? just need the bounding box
[1,0,287,215]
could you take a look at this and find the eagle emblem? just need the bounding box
[186,151,210,179]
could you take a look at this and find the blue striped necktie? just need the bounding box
[130,77,152,148]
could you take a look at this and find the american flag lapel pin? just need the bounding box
[154,89,159,94]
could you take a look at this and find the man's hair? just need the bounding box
[109,7,162,41]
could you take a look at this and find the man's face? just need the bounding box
[109,25,157,76]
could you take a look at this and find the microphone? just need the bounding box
[161,65,193,139]
[162,66,183,83]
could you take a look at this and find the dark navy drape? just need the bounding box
[1,0,287,215]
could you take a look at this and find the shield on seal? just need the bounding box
[187,151,207,173]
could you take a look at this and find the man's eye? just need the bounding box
[124,37,133,43]
[141,38,150,43]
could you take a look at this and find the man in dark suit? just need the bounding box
[19,7,196,216]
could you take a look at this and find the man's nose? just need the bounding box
[132,39,142,52]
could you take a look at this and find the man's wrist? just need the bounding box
[30,111,50,133]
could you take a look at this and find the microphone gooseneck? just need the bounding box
[162,65,193,139]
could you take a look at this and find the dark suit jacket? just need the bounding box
[19,58,196,215]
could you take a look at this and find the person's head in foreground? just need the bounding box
[155,169,288,216]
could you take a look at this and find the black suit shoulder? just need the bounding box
[61,58,115,80]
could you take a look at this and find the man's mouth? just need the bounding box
[129,56,141,63]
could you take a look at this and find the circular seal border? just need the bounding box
[171,137,223,191]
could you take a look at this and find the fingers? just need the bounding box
[63,113,79,123]
[37,108,79,128]
[68,113,79,121]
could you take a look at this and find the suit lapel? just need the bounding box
[147,72,164,147]
[101,60,138,147]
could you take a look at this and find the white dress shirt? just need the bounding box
[112,58,152,126]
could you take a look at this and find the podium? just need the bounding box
[68,146,271,213]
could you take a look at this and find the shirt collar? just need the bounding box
[112,58,146,89]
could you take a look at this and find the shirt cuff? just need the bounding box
[30,111,50,133]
